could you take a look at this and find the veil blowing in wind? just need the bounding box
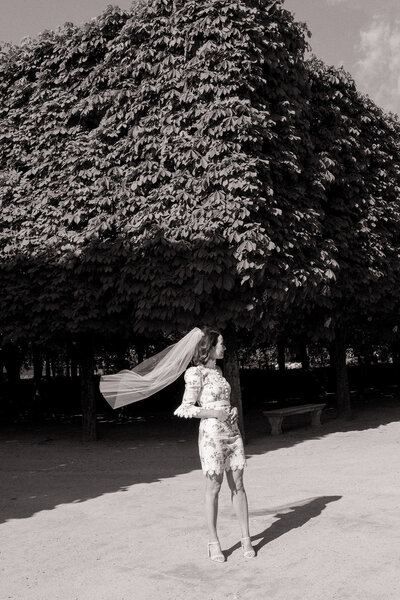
[99,327,204,408]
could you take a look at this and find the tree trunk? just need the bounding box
[70,344,78,378]
[300,340,310,371]
[115,342,129,371]
[392,343,400,387]
[57,361,64,377]
[79,342,97,441]
[277,340,285,372]
[45,354,51,379]
[71,358,78,378]
[329,343,336,370]
[334,326,352,418]
[32,348,42,383]
[3,344,22,384]
[356,354,366,400]
[223,326,245,443]
[136,340,145,365]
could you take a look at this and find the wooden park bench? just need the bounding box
[262,403,326,435]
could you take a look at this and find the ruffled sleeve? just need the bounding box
[174,366,202,419]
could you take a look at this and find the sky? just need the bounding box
[284,0,400,115]
[0,0,399,115]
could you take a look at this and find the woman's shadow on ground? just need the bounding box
[224,495,342,557]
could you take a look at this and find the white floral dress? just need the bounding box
[174,365,246,476]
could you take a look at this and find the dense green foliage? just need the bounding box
[0,0,332,346]
[308,58,400,337]
[0,0,399,366]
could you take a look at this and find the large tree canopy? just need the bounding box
[0,0,331,344]
[306,58,400,340]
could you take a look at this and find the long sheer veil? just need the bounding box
[100,327,204,409]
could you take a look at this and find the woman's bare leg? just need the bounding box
[205,472,224,542]
[226,469,253,553]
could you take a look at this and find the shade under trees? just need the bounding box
[1,0,399,438]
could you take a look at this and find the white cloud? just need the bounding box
[354,16,400,115]
[326,0,399,15]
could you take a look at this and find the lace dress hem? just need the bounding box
[202,460,247,476]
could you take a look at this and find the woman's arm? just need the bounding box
[193,407,230,422]
[174,367,231,423]
[174,366,203,419]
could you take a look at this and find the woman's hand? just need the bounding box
[214,409,230,423]
[214,408,238,425]
[229,406,238,425]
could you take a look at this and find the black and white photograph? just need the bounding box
[1,0,400,598]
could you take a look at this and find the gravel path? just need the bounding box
[1,401,400,600]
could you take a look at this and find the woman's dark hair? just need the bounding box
[192,326,220,366]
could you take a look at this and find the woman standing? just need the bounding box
[174,326,255,562]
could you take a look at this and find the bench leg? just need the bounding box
[269,416,283,435]
[311,409,322,428]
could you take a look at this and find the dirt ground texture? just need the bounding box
[1,399,400,600]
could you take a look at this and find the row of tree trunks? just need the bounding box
[0,326,355,441]
[277,339,310,372]
[37,326,352,442]
[76,337,166,442]
[1,349,81,381]
[5,342,98,441]
[275,330,351,417]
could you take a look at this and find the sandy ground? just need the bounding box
[1,399,400,600]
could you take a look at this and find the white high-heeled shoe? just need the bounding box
[240,536,256,558]
[207,541,225,563]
